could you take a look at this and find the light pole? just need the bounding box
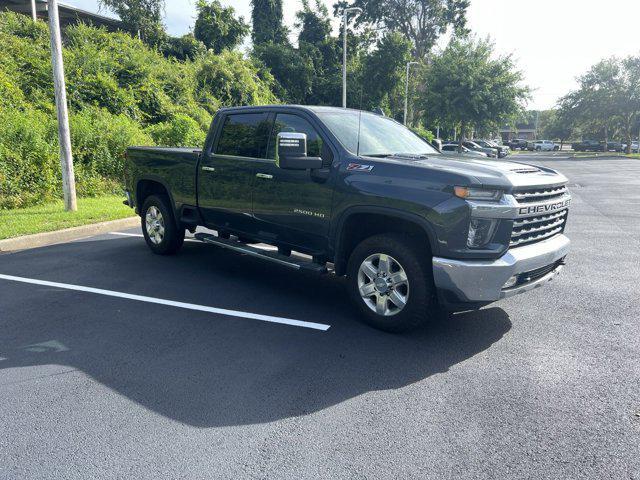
[341,7,362,108]
[403,61,419,125]
[48,0,77,211]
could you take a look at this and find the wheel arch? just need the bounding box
[135,177,180,227]
[332,206,438,276]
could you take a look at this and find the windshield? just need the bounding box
[316,110,439,157]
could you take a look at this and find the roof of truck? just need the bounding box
[216,105,370,115]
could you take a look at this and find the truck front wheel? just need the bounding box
[346,233,436,332]
[141,194,185,255]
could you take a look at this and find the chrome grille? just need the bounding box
[512,185,568,204]
[510,209,568,247]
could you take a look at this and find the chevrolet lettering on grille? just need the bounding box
[518,199,571,216]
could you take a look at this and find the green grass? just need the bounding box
[570,152,640,159]
[0,195,135,240]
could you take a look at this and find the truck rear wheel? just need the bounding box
[346,233,436,333]
[141,194,184,255]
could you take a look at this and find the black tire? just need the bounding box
[346,233,436,333]
[140,194,185,255]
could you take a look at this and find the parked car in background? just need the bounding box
[606,141,625,152]
[462,140,498,158]
[572,140,602,152]
[473,139,510,158]
[572,140,625,152]
[530,140,559,152]
[507,138,529,150]
[441,144,488,157]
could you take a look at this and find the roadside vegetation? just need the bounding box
[0,10,275,209]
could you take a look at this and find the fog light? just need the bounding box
[467,218,498,248]
[503,275,518,289]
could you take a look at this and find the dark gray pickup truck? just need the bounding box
[124,105,571,332]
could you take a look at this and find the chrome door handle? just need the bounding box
[202,166,216,172]
[256,173,273,179]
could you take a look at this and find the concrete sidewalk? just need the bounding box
[0,216,139,253]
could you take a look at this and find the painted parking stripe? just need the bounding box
[0,274,330,331]
[108,231,199,243]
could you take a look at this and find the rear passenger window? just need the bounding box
[267,113,323,159]
[216,113,271,158]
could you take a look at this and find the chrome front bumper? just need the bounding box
[432,234,570,303]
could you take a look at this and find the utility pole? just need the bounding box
[48,0,77,211]
[403,61,419,125]
[341,7,362,108]
[31,0,36,21]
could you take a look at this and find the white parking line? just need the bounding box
[107,231,144,238]
[0,274,330,331]
[108,231,199,243]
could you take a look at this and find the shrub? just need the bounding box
[146,114,206,147]
[70,107,153,180]
[0,107,58,209]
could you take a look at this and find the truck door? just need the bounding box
[197,112,272,233]
[251,112,334,252]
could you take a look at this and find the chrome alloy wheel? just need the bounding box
[145,206,165,245]
[357,253,409,316]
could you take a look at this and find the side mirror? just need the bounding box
[276,132,323,170]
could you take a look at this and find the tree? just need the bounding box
[361,32,412,114]
[420,37,528,151]
[252,43,314,103]
[568,59,620,152]
[336,0,469,59]
[559,57,640,152]
[541,108,576,150]
[98,0,165,46]
[194,0,249,54]
[295,0,341,105]
[251,0,289,46]
[296,0,332,46]
[161,33,206,61]
[617,56,640,153]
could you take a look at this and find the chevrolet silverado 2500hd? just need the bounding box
[124,105,571,332]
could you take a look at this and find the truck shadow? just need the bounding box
[0,237,512,428]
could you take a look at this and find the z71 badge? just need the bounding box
[347,163,374,172]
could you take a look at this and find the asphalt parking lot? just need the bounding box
[1,153,639,479]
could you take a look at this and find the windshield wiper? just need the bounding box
[389,153,431,160]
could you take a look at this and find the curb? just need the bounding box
[0,216,140,253]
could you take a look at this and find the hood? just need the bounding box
[363,153,568,189]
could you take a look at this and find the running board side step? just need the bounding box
[194,233,327,274]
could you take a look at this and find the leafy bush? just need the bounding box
[0,107,58,209]
[70,107,153,180]
[146,114,206,147]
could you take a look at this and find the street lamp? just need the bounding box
[341,7,362,108]
[403,61,419,125]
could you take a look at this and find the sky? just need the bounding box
[65,0,640,110]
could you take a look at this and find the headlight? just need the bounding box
[467,218,498,248]
[454,186,502,201]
